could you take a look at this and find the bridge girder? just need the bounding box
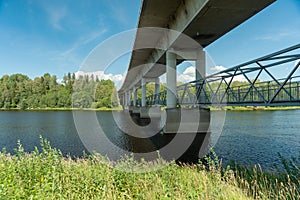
[119,0,275,95]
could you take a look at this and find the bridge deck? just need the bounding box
[119,0,275,93]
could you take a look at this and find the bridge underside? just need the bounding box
[119,0,275,93]
[117,0,279,161]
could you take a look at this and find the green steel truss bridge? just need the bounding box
[138,44,300,107]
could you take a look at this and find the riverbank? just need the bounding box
[210,106,300,111]
[0,138,298,199]
[0,106,123,112]
[1,106,299,112]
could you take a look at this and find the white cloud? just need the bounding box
[231,74,247,82]
[178,66,196,83]
[162,64,248,85]
[175,65,246,83]
[211,65,227,72]
[56,29,108,69]
[255,30,300,41]
[61,29,107,57]
[41,3,67,30]
[57,78,63,84]
[209,65,246,82]
[159,74,166,83]
[50,10,66,30]
[75,70,124,89]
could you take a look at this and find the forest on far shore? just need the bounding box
[1,72,277,110]
[0,73,119,109]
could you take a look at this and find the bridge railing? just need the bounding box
[175,77,300,106]
[135,44,300,107]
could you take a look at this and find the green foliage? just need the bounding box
[0,140,298,199]
[226,152,300,200]
[136,83,166,99]
[0,139,249,199]
[0,73,119,109]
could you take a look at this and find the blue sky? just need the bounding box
[0,0,299,82]
[0,0,140,78]
[206,0,300,67]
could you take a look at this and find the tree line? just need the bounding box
[0,73,119,109]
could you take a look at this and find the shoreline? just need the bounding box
[0,106,300,112]
[210,106,300,111]
[0,107,123,112]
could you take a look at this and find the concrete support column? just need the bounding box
[154,78,160,104]
[122,93,125,107]
[196,50,206,103]
[124,92,128,109]
[128,90,132,106]
[141,78,147,107]
[133,87,138,106]
[119,93,123,108]
[127,91,130,107]
[125,91,128,107]
[166,51,177,108]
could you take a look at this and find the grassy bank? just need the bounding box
[1,106,299,112]
[210,106,300,111]
[0,106,123,112]
[0,138,299,199]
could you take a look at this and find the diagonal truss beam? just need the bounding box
[140,44,300,107]
[269,61,300,103]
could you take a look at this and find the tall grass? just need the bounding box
[226,153,300,199]
[0,137,299,199]
[203,149,300,199]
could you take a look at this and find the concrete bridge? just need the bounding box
[117,0,277,161]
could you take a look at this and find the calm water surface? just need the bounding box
[0,110,299,170]
[214,110,300,169]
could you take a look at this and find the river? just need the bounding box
[0,110,299,170]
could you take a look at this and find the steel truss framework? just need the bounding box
[134,44,300,107]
